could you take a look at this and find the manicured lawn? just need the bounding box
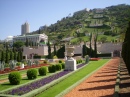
[36,59,109,97]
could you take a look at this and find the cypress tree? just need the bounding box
[1,51,5,62]
[5,51,10,63]
[122,21,130,74]
[54,44,57,55]
[94,33,98,58]
[47,41,51,59]
[82,44,87,58]
[10,51,14,60]
[89,32,92,57]
[17,51,20,62]
[14,51,17,61]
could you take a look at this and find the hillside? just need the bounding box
[30,4,130,44]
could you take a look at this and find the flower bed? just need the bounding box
[2,63,86,96]
[90,58,100,61]
[0,64,49,75]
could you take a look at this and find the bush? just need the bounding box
[27,69,38,79]
[8,71,21,85]
[43,60,48,64]
[38,66,47,76]
[16,62,21,66]
[53,55,58,59]
[61,63,65,69]
[48,65,56,73]
[56,64,62,71]
[59,60,62,63]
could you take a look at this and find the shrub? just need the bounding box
[56,64,62,71]
[38,66,47,76]
[16,62,21,66]
[61,63,65,69]
[43,60,48,64]
[59,60,63,63]
[53,55,58,59]
[8,71,21,85]
[27,69,38,79]
[48,65,56,73]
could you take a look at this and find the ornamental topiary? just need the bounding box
[8,71,21,85]
[55,64,62,71]
[61,63,65,69]
[38,66,47,76]
[27,68,38,79]
[48,65,56,73]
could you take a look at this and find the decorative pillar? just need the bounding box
[111,52,113,57]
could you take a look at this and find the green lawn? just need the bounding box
[36,59,109,97]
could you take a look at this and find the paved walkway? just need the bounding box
[64,58,120,97]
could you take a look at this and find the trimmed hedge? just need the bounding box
[56,64,62,71]
[39,67,48,76]
[97,53,111,57]
[27,69,38,79]
[8,71,21,85]
[61,63,65,69]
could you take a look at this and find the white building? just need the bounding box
[21,22,30,35]
[13,34,48,45]
[4,36,14,46]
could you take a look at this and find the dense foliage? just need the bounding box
[8,71,21,85]
[122,21,130,74]
[27,69,38,79]
[38,66,48,76]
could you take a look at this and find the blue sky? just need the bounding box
[0,0,130,40]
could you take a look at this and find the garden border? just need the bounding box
[113,58,121,97]
[56,59,111,97]
[0,62,86,97]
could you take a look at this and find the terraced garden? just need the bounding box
[0,59,109,97]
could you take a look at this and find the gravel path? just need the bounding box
[64,58,120,97]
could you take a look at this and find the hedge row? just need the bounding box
[8,63,65,85]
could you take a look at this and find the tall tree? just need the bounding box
[94,33,98,58]
[82,44,87,58]
[122,21,130,74]
[89,32,92,57]
[1,51,5,62]
[47,41,51,59]
[54,44,57,55]
[5,51,10,63]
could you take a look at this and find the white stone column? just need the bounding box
[111,52,113,57]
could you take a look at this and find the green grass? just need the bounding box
[0,70,63,91]
[36,59,109,97]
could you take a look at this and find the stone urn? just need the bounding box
[66,45,75,57]
[65,45,77,71]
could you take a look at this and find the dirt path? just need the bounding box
[64,58,120,97]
